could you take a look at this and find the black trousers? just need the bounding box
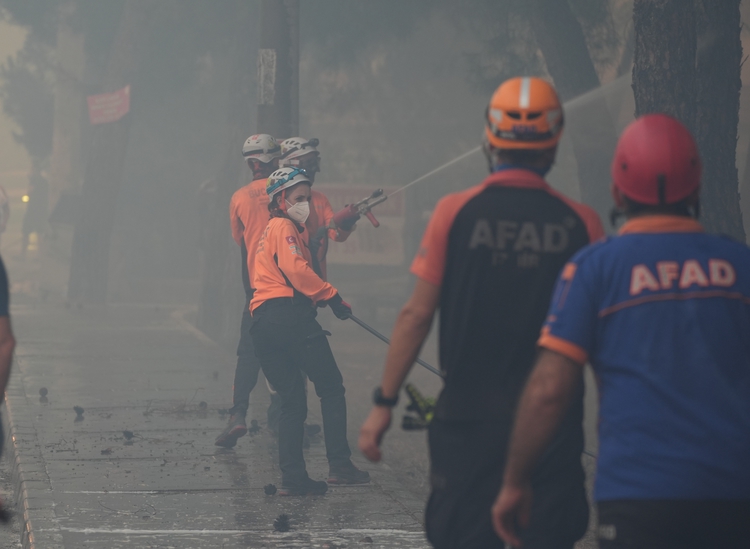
[250,299,351,484]
[231,302,261,416]
[597,499,750,549]
[425,419,588,549]
[232,296,281,428]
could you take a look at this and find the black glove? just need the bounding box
[325,293,352,320]
[338,213,360,232]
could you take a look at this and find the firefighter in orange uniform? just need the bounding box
[215,134,281,448]
[278,137,359,279]
[250,167,369,496]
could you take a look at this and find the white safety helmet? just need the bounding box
[279,137,319,166]
[242,134,281,163]
[266,167,312,200]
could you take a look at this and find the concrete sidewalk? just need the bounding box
[4,301,430,548]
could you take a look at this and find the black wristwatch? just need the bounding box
[373,387,399,408]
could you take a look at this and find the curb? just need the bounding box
[3,369,65,549]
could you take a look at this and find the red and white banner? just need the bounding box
[87,85,131,125]
[316,185,405,266]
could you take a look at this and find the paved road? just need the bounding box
[2,264,599,548]
[4,299,444,548]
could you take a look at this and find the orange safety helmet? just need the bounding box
[484,77,564,150]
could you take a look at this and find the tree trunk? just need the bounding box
[632,0,744,241]
[67,0,144,303]
[50,0,86,209]
[528,0,619,226]
[632,0,697,125]
[194,125,247,344]
[693,0,744,241]
[195,3,256,344]
[196,0,299,344]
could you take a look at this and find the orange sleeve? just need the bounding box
[581,205,605,242]
[566,200,605,242]
[538,327,588,364]
[546,187,605,242]
[229,190,244,247]
[316,191,351,242]
[410,194,463,287]
[273,220,338,303]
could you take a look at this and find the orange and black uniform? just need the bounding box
[227,177,270,416]
[250,216,352,486]
[412,168,603,549]
[251,217,337,308]
[228,182,348,421]
[230,178,270,298]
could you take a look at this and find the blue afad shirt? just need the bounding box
[539,215,750,502]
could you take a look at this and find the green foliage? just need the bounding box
[69,0,125,75]
[301,0,545,96]
[302,0,435,65]
[567,0,620,70]
[456,1,546,95]
[0,0,58,44]
[0,35,54,162]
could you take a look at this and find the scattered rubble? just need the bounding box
[273,513,290,532]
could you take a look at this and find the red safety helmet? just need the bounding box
[612,114,701,205]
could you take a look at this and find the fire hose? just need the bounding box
[345,314,440,431]
[345,313,442,378]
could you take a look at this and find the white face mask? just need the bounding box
[286,200,310,224]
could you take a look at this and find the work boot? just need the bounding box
[214,414,247,448]
[278,477,329,496]
[327,461,370,485]
[304,423,321,437]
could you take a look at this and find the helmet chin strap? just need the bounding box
[280,189,288,214]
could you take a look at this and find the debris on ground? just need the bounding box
[248,419,261,435]
[263,483,277,495]
[0,501,11,523]
[100,448,113,455]
[73,406,84,417]
[198,401,207,410]
[273,513,290,532]
[360,536,373,543]
[122,430,134,440]
[38,387,47,397]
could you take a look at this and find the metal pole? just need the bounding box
[257,0,299,139]
[347,314,443,378]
